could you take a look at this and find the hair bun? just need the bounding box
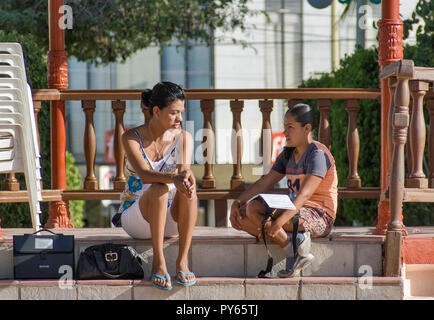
[141,89,153,108]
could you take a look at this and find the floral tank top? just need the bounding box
[112,128,179,227]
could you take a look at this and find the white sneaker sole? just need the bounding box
[277,253,314,278]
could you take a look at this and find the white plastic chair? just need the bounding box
[0,43,43,231]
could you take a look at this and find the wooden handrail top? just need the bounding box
[0,187,381,202]
[32,88,382,102]
[380,60,434,82]
[380,59,414,79]
[414,67,434,82]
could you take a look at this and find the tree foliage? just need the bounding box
[0,0,263,65]
[403,0,434,67]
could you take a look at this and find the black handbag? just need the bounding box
[76,243,145,280]
[13,228,74,280]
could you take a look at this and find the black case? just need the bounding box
[13,229,74,280]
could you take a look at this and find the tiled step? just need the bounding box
[404,264,434,299]
[0,227,384,280]
[0,277,403,300]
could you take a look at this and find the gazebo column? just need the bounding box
[45,0,73,228]
[374,0,404,236]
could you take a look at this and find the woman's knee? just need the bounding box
[246,200,264,219]
[147,183,170,199]
[177,189,198,203]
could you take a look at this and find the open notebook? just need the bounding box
[247,193,296,210]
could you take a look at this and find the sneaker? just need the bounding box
[277,256,295,278]
[277,232,314,278]
[297,231,311,257]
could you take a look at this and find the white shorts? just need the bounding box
[120,199,179,239]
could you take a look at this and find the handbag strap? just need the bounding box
[292,212,300,258]
[31,228,56,235]
[257,208,276,278]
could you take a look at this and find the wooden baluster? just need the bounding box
[82,100,98,190]
[407,80,429,188]
[405,97,413,182]
[389,76,410,231]
[33,100,42,150]
[288,99,302,109]
[230,100,244,190]
[33,100,44,190]
[427,99,434,188]
[2,173,19,191]
[259,100,273,175]
[112,100,127,191]
[200,99,216,189]
[385,75,410,277]
[215,200,228,227]
[318,99,332,149]
[345,99,361,188]
[387,77,398,188]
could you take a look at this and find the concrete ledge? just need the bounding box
[0,277,403,300]
[0,227,384,280]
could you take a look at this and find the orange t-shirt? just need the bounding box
[271,141,338,219]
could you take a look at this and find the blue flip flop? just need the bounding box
[175,270,196,286]
[150,273,173,290]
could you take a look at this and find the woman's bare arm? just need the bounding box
[122,129,176,184]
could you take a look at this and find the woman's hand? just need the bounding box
[265,212,288,239]
[173,169,196,199]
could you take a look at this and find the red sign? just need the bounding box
[271,132,286,166]
[105,129,115,163]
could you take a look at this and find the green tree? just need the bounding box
[0,0,264,65]
[0,0,264,227]
[403,0,434,67]
[66,151,85,228]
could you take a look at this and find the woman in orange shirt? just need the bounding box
[230,103,338,277]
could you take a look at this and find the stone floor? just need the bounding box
[0,276,404,300]
[0,225,431,300]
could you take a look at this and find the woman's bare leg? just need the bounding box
[139,183,171,288]
[169,190,198,283]
[242,200,304,248]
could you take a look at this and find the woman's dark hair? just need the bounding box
[283,103,316,160]
[141,81,186,116]
[285,103,316,130]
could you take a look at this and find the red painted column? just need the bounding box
[374,0,405,235]
[45,0,74,228]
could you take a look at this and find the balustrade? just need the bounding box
[3,88,389,228]
[380,60,434,276]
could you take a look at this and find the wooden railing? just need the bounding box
[380,60,434,276]
[0,88,386,227]
[6,83,434,277]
